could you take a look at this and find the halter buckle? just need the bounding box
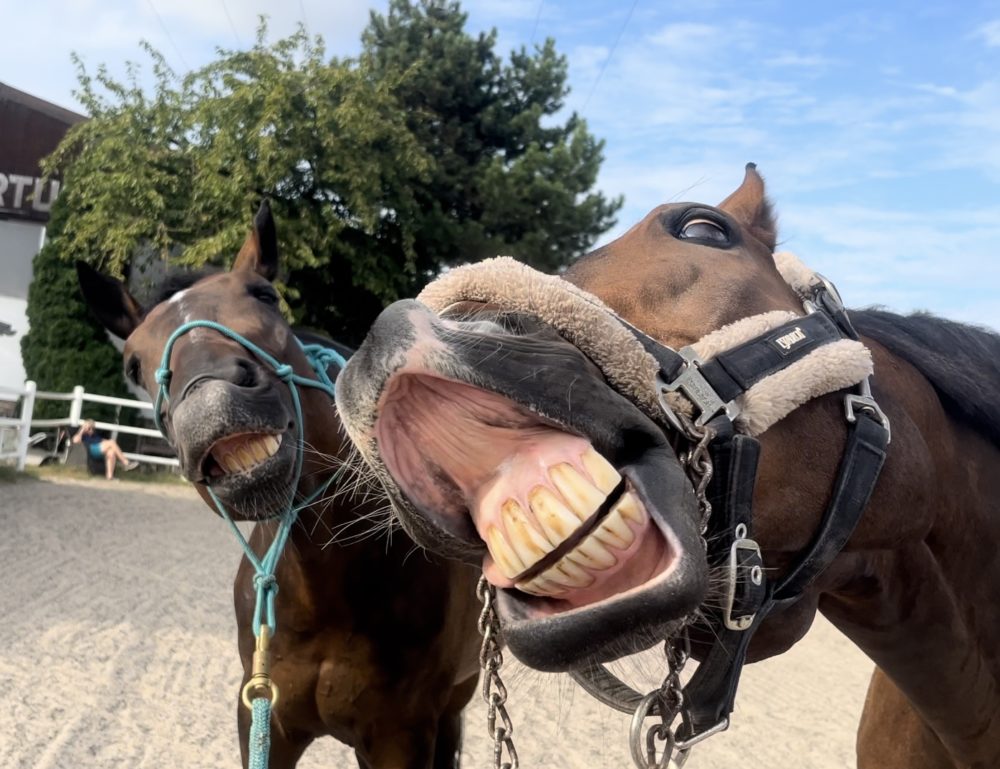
[845,393,891,443]
[657,348,738,430]
[722,524,763,631]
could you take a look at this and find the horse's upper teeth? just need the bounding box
[511,491,648,597]
[548,462,609,520]
[501,499,555,568]
[528,485,580,544]
[481,450,652,596]
[487,526,527,579]
[581,447,621,494]
[212,433,282,476]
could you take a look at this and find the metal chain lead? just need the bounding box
[628,415,715,769]
[629,632,693,769]
[477,576,519,769]
[675,413,715,537]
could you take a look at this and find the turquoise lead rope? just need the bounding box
[152,320,348,769]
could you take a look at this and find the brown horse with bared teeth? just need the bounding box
[77,202,481,769]
[335,166,1000,768]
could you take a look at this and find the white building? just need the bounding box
[0,82,85,391]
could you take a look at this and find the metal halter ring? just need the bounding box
[241,675,280,710]
[630,691,689,769]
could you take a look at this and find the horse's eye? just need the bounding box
[126,356,142,385]
[250,285,279,305]
[680,218,728,243]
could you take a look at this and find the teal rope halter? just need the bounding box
[153,319,348,768]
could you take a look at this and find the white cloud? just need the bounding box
[0,0,382,110]
[779,203,1000,329]
[974,19,1000,46]
[764,52,832,69]
[648,22,722,50]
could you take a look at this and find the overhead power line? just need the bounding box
[219,0,243,47]
[530,1,544,46]
[145,0,191,71]
[581,0,639,113]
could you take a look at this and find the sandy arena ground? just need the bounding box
[0,476,875,768]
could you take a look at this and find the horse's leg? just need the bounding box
[357,721,437,769]
[433,674,479,769]
[237,696,314,769]
[857,667,955,769]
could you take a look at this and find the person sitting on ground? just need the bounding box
[72,420,138,480]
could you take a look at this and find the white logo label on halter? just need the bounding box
[775,326,807,351]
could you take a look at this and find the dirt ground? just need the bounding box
[0,476,874,768]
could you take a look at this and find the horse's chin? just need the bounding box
[372,368,707,671]
[200,434,298,521]
[170,378,301,520]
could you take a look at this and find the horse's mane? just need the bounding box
[850,309,1000,445]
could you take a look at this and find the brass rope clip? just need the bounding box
[241,624,280,710]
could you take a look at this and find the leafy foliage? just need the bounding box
[44,1,621,344]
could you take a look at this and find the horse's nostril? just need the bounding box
[232,358,259,388]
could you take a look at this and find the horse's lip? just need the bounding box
[201,446,298,520]
[490,455,704,670]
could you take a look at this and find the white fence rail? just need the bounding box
[0,381,36,471]
[0,381,178,471]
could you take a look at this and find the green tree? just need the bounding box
[45,4,620,345]
[21,201,131,421]
[360,0,621,276]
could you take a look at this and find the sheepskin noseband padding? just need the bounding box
[420,257,663,417]
[417,254,873,437]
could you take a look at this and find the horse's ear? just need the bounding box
[75,260,145,340]
[718,163,777,252]
[233,199,279,282]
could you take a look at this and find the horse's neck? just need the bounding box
[822,362,1000,767]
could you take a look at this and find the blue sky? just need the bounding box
[4,0,1000,329]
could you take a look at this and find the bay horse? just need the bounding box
[76,203,482,769]
[334,166,1000,768]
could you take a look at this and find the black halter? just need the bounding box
[571,276,891,760]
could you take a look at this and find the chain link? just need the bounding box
[477,576,519,769]
[628,414,716,769]
[675,412,715,537]
[629,632,693,769]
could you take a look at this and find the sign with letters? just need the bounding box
[0,173,61,217]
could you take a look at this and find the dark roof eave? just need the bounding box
[0,81,87,125]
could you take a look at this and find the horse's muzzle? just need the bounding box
[337,299,708,670]
[170,377,297,519]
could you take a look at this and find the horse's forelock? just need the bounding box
[148,268,223,309]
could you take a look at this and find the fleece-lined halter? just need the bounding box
[417,252,891,767]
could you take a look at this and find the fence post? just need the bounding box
[69,385,84,426]
[16,381,36,472]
